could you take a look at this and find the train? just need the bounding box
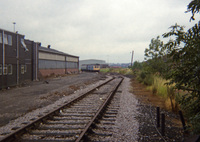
[81,64,100,72]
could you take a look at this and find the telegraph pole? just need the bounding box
[131,50,134,66]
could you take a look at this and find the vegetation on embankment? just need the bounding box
[135,71,179,112]
[100,68,133,76]
[101,67,178,112]
[130,1,200,134]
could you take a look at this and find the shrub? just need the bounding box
[143,74,154,86]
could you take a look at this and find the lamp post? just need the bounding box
[13,22,16,32]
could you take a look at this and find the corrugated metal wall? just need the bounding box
[39,60,65,69]
[66,56,79,62]
[66,62,78,69]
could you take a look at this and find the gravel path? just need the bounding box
[112,77,139,141]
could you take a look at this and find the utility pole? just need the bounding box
[131,50,134,66]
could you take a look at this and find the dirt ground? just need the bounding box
[0,72,106,127]
[131,78,184,141]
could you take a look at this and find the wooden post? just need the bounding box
[157,107,160,127]
[179,110,187,132]
[161,113,165,136]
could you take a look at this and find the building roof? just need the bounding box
[39,46,79,58]
[0,28,25,37]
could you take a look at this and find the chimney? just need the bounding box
[47,45,51,49]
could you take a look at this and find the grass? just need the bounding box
[147,75,168,98]
[100,68,133,75]
[144,75,179,112]
[100,68,110,73]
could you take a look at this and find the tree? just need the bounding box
[144,36,168,75]
[186,0,200,21]
[145,36,165,59]
[131,61,143,70]
[163,21,200,134]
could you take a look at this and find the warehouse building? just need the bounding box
[0,28,79,89]
[38,46,79,77]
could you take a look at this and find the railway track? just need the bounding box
[0,76,123,142]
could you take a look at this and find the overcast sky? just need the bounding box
[0,0,198,63]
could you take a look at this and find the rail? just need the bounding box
[0,77,115,142]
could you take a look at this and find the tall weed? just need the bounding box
[138,74,179,112]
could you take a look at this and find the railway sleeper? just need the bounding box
[50,116,91,121]
[91,129,113,137]
[104,112,118,115]
[106,105,120,108]
[53,117,91,121]
[103,115,116,118]
[21,139,75,142]
[56,114,94,117]
[94,125,113,130]
[86,134,112,142]
[46,120,88,124]
[98,121,115,125]
[105,109,118,112]
[68,106,98,109]
[21,134,76,142]
[101,118,116,121]
[36,125,85,130]
[27,129,82,136]
[60,111,96,114]
[63,108,99,112]
[45,121,87,125]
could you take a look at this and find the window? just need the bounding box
[0,33,2,43]
[8,35,12,46]
[0,64,2,75]
[21,65,25,74]
[21,38,29,51]
[3,65,7,75]
[8,64,12,75]
[4,34,8,44]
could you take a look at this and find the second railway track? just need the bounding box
[0,76,123,142]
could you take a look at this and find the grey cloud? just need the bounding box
[0,0,197,63]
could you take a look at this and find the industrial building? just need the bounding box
[38,46,79,77]
[0,28,79,89]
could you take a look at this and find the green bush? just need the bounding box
[140,71,146,80]
[143,74,154,86]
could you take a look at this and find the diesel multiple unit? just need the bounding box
[81,64,100,72]
[0,28,79,89]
